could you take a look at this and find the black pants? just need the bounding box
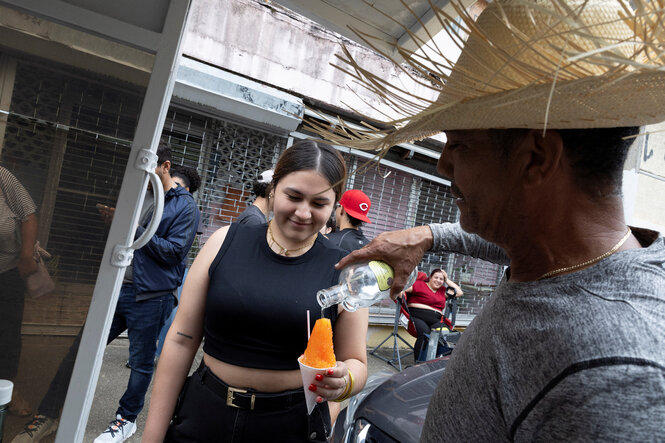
[166,362,331,442]
[37,328,82,418]
[0,267,25,380]
[410,307,443,363]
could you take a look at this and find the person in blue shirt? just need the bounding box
[154,164,202,359]
[12,143,200,443]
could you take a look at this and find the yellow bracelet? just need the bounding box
[332,380,350,402]
[333,369,355,402]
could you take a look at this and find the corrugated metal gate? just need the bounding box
[1,51,502,331]
[159,109,504,320]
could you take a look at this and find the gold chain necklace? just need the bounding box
[267,221,317,256]
[537,228,632,280]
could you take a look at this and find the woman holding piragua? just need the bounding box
[143,140,368,442]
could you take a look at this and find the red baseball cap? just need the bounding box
[339,189,372,223]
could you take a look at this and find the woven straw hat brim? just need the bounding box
[308,0,665,152]
[381,70,665,146]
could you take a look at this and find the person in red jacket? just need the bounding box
[403,268,462,362]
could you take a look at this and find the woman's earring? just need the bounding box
[268,193,273,199]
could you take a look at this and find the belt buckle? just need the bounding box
[227,386,255,410]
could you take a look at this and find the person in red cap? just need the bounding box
[325,189,371,254]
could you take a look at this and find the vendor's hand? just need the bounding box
[308,361,349,403]
[17,253,38,279]
[336,225,433,299]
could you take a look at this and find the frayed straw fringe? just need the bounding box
[304,0,665,158]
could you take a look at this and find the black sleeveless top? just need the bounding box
[203,223,345,370]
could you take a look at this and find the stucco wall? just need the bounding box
[182,0,437,121]
[629,122,665,233]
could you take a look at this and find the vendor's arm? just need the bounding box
[143,225,229,443]
[337,223,508,298]
[336,225,433,298]
[429,222,508,265]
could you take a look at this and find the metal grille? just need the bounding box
[345,156,417,236]
[2,55,142,285]
[415,176,503,317]
[340,154,503,318]
[162,108,288,262]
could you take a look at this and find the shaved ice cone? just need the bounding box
[302,318,336,368]
[299,318,337,414]
[298,355,335,414]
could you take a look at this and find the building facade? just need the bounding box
[1,0,661,439]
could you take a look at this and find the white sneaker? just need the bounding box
[11,415,59,443]
[93,414,136,443]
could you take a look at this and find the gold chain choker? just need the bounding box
[267,221,316,256]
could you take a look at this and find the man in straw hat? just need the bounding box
[325,0,665,440]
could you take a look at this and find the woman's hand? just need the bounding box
[308,361,350,403]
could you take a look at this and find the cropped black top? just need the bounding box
[203,223,345,370]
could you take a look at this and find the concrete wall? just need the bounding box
[182,0,437,121]
[0,5,152,85]
[624,125,665,234]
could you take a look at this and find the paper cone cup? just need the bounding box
[298,355,335,415]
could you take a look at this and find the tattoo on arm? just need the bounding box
[177,331,193,339]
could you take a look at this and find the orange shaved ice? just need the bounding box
[302,318,336,368]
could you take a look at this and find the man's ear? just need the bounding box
[521,129,564,188]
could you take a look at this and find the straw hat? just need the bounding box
[309,0,665,152]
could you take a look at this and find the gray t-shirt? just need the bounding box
[421,223,665,442]
[235,204,267,226]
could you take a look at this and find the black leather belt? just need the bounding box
[196,363,305,412]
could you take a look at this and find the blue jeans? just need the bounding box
[108,284,173,421]
[155,269,187,358]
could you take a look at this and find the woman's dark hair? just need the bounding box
[326,213,337,233]
[429,268,444,279]
[272,140,346,201]
[488,126,640,199]
[252,180,271,199]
